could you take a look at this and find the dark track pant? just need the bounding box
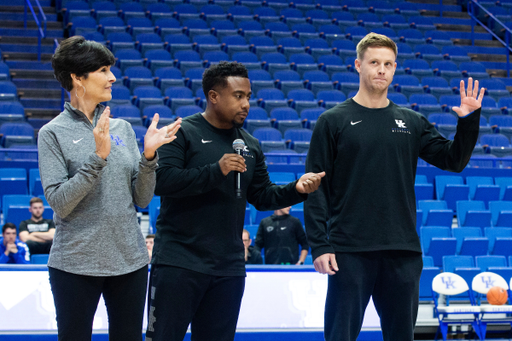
[26,240,52,254]
[48,265,148,341]
[324,251,423,341]
[145,264,245,341]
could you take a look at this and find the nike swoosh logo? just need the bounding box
[201,139,212,143]
[73,138,83,144]
[351,120,362,125]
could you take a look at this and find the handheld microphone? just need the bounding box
[232,139,245,199]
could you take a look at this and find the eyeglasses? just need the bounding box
[242,239,250,242]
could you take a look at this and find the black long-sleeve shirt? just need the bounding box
[153,113,307,276]
[305,99,480,259]
[255,214,309,264]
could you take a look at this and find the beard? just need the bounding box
[233,120,244,129]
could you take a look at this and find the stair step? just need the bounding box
[0,20,62,30]
[10,68,54,79]
[5,60,52,70]
[439,30,492,39]
[0,28,62,37]
[416,4,462,11]
[21,97,62,109]
[423,11,470,19]
[19,88,63,98]
[13,78,61,89]
[3,51,53,61]
[463,45,509,55]
[0,13,57,22]
[0,36,59,45]
[478,61,512,72]
[455,39,505,47]
[0,43,56,53]
[25,107,62,118]
[0,0,52,6]
[0,5,54,14]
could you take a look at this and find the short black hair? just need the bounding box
[2,223,16,234]
[52,35,115,91]
[202,61,248,99]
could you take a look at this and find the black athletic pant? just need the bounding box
[145,264,245,341]
[48,265,148,341]
[26,240,52,254]
[324,250,423,341]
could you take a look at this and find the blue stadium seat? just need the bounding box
[392,75,423,98]
[154,67,184,94]
[414,44,443,64]
[300,107,325,129]
[257,88,288,113]
[175,105,203,118]
[420,226,457,267]
[123,66,153,93]
[409,94,442,117]
[28,168,43,197]
[0,123,35,148]
[485,227,512,256]
[452,227,488,257]
[287,89,318,114]
[421,77,453,100]
[110,104,143,126]
[143,105,174,127]
[466,176,500,206]
[495,177,512,200]
[132,86,164,111]
[164,86,195,112]
[418,200,453,227]
[435,176,469,212]
[457,200,491,228]
[489,201,512,227]
[302,70,331,96]
[317,90,346,110]
[402,59,433,81]
[283,128,312,153]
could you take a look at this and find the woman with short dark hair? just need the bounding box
[38,35,181,341]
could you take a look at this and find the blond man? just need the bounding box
[305,33,484,341]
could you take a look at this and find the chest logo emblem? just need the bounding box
[73,138,83,144]
[395,119,407,128]
[201,139,212,143]
[266,226,274,232]
[351,120,362,125]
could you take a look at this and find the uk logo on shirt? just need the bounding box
[391,119,411,135]
[110,134,126,146]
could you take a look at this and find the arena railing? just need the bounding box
[24,0,47,61]
[468,0,512,77]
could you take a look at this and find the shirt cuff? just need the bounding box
[458,110,475,118]
[141,151,159,169]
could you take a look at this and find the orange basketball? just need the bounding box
[487,286,508,305]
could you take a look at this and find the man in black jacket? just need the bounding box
[305,33,484,341]
[146,61,325,341]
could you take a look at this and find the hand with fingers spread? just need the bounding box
[452,77,485,117]
[296,171,326,194]
[144,115,182,161]
[313,253,338,275]
[219,153,246,176]
[94,106,111,160]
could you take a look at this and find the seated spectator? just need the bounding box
[255,206,309,265]
[243,228,262,265]
[18,197,55,255]
[146,234,155,262]
[0,223,30,264]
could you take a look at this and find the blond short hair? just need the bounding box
[356,32,397,60]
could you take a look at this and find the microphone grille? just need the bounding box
[232,139,245,151]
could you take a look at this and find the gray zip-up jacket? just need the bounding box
[38,102,156,276]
